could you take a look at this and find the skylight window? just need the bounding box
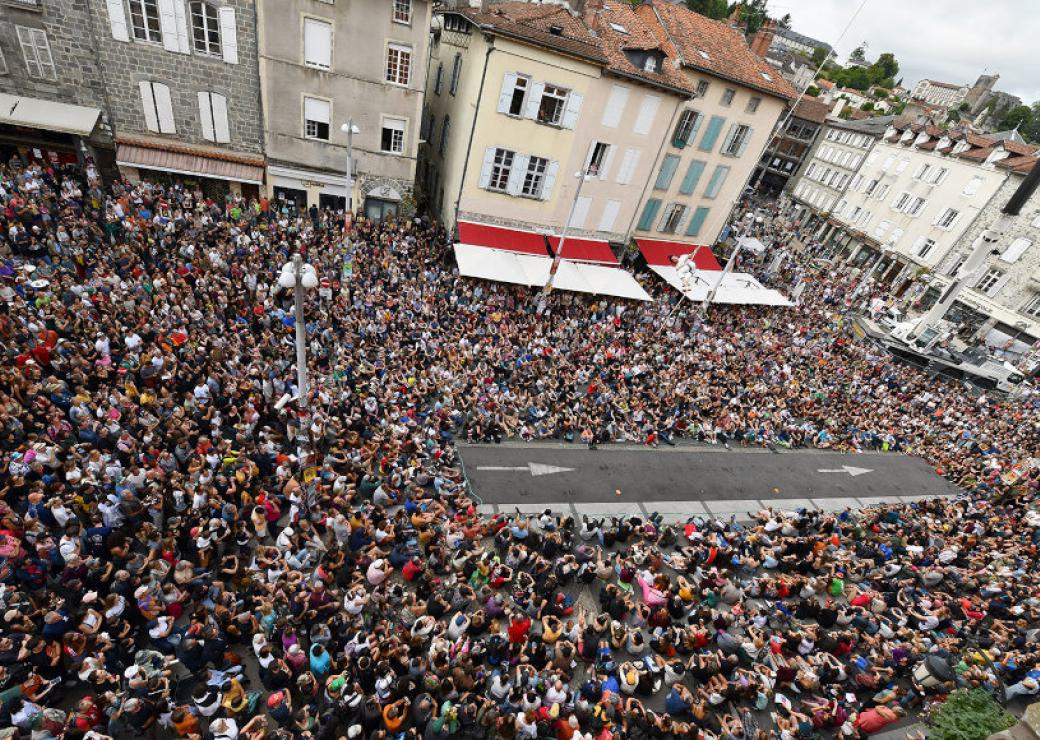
[697,49,710,60]
[761,72,773,81]
[609,22,628,34]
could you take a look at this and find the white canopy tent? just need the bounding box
[736,235,768,256]
[650,265,793,307]
[454,244,651,301]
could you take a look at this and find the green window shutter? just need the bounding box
[654,155,680,190]
[679,160,706,195]
[637,198,662,231]
[685,206,710,237]
[698,115,726,151]
[703,165,730,199]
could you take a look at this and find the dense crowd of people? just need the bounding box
[0,151,1038,740]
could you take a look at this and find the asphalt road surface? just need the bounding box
[459,442,960,517]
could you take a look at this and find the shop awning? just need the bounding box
[650,265,793,307]
[636,238,722,270]
[0,93,101,137]
[116,138,264,184]
[454,244,650,301]
[457,221,618,264]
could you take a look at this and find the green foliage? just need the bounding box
[860,102,874,111]
[685,0,729,18]
[778,12,791,28]
[874,89,890,99]
[958,102,970,112]
[838,105,852,120]
[848,45,867,64]
[811,46,829,66]
[927,689,1016,740]
[732,0,769,35]
[870,52,899,81]
[998,105,1033,132]
[805,85,820,98]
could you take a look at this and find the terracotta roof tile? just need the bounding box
[958,147,993,161]
[116,134,265,167]
[591,2,693,96]
[792,97,830,123]
[1010,157,1040,174]
[996,154,1039,171]
[454,3,607,64]
[1003,140,1038,156]
[917,140,938,150]
[635,0,797,101]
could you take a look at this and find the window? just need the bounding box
[864,179,878,196]
[962,176,983,196]
[0,47,6,75]
[304,18,332,69]
[659,204,686,234]
[129,0,162,42]
[1001,238,1032,263]
[695,80,709,97]
[537,85,567,125]
[488,148,514,192]
[721,88,735,106]
[721,124,751,157]
[881,156,893,170]
[655,155,680,190]
[908,197,926,217]
[443,14,470,33]
[449,53,462,95]
[637,199,661,231]
[587,142,609,176]
[672,109,701,148]
[438,116,450,156]
[522,156,548,198]
[434,63,443,95]
[139,81,175,134]
[304,96,330,140]
[703,165,730,198]
[1032,212,1040,228]
[874,220,890,239]
[686,206,710,237]
[393,0,411,24]
[197,91,229,143]
[875,184,889,200]
[892,192,911,211]
[386,43,411,85]
[698,115,725,151]
[643,56,657,72]
[929,166,948,185]
[1022,295,1040,318]
[916,238,936,259]
[381,117,405,154]
[976,268,1004,295]
[934,208,959,229]
[896,158,909,172]
[505,75,528,116]
[190,2,221,56]
[679,160,706,195]
[16,27,56,81]
[746,96,761,114]
[913,163,931,181]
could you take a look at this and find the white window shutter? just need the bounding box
[561,92,583,129]
[173,0,190,53]
[633,94,660,135]
[540,160,559,201]
[1001,238,1032,263]
[720,124,737,154]
[736,126,753,157]
[105,0,129,42]
[524,82,544,120]
[598,145,616,181]
[212,93,230,143]
[601,85,628,128]
[198,92,215,141]
[990,272,1011,296]
[139,82,159,132]
[219,7,239,64]
[506,154,528,196]
[478,147,496,189]
[154,83,176,133]
[497,73,517,114]
[568,196,592,229]
[598,199,621,232]
[158,0,181,53]
[911,236,925,255]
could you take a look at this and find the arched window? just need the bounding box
[190,1,221,56]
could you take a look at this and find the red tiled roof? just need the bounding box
[958,147,993,161]
[116,134,264,167]
[792,97,830,123]
[997,154,1039,172]
[453,3,607,64]
[1003,140,1038,157]
[591,1,693,96]
[635,0,797,101]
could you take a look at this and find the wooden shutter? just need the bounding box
[654,155,680,190]
[637,199,661,232]
[220,7,239,64]
[524,82,544,120]
[569,197,592,229]
[633,94,661,135]
[561,92,583,129]
[497,73,518,114]
[506,154,528,196]
[540,161,559,201]
[105,0,129,42]
[601,85,628,128]
[685,206,710,237]
[598,199,621,232]
[736,126,752,157]
[679,160,706,195]
[173,0,190,53]
[158,0,181,53]
[598,145,616,182]
[154,83,176,134]
[478,147,496,189]
[211,93,230,143]
[719,124,738,155]
[616,148,640,185]
[139,81,159,132]
[698,116,725,151]
[198,92,215,141]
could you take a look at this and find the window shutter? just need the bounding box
[598,145,616,181]
[685,206,709,237]
[633,94,661,135]
[478,147,496,189]
[616,148,639,185]
[211,93,230,143]
[569,196,592,229]
[154,83,176,133]
[105,0,129,42]
[698,116,725,151]
[598,199,621,231]
[990,272,1011,296]
[637,198,661,232]
[540,161,559,201]
[173,0,190,53]
[198,92,215,141]
[910,236,925,256]
[158,0,181,53]
[1000,238,1032,263]
[219,7,239,64]
[720,124,738,154]
[304,97,330,124]
[736,126,753,157]
[679,160,705,195]
[654,155,679,190]
[497,73,518,114]
[582,142,597,173]
[139,82,159,132]
[304,20,332,68]
[601,85,628,128]
[561,92,583,129]
[506,154,527,196]
[524,82,545,120]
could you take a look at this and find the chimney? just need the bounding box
[579,0,604,25]
[749,19,777,58]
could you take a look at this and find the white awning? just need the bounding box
[454,244,651,301]
[736,236,768,255]
[0,93,101,137]
[651,265,793,307]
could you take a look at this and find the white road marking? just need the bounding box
[475,463,575,477]
[817,465,873,476]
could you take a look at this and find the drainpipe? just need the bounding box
[623,95,685,245]
[452,35,495,235]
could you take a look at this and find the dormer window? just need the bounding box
[624,49,664,74]
[937,136,951,150]
[644,57,657,72]
[549,25,563,36]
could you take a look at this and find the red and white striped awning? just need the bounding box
[458,221,619,265]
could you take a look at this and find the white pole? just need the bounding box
[293,253,308,409]
[702,240,743,316]
[537,170,590,314]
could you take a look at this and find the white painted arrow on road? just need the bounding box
[476,463,575,477]
[817,465,873,477]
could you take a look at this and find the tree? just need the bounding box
[778,12,792,28]
[685,0,728,18]
[998,105,1033,132]
[860,102,875,111]
[811,46,829,66]
[733,0,769,36]
[804,85,821,97]
[870,52,899,81]
[848,44,867,64]
[927,689,1015,740]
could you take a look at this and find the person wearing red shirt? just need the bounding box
[507,613,531,644]
[402,557,423,582]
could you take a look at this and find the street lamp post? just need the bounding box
[340,120,360,235]
[278,254,319,419]
[537,169,593,314]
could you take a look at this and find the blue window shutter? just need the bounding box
[654,155,680,190]
[703,165,730,198]
[698,115,726,151]
[685,206,710,237]
[679,160,706,195]
[637,199,661,231]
